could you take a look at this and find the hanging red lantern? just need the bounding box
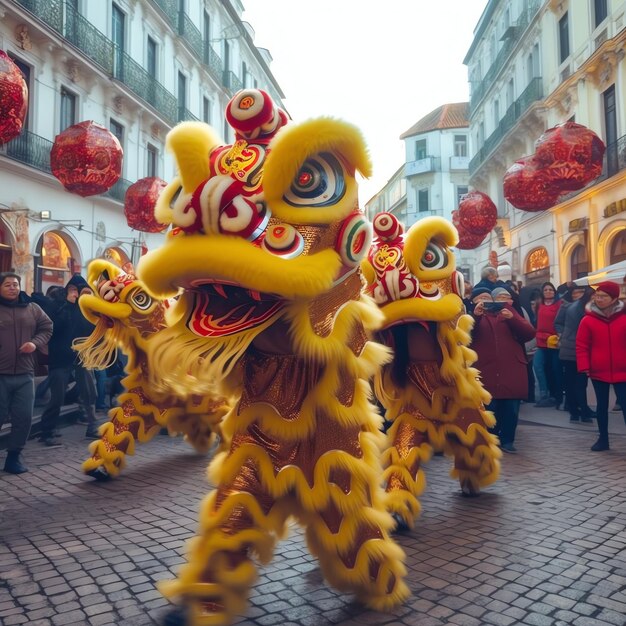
[458,190,497,235]
[124,177,168,232]
[503,157,561,212]
[51,121,123,197]
[0,50,28,145]
[534,121,605,189]
[451,210,487,249]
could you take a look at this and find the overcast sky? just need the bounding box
[242,1,488,204]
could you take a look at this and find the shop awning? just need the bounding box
[573,260,626,286]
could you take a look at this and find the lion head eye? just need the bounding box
[420,242,449,271]
[129,288,152,311]
[283,153,346,208]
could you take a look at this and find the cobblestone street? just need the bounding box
[1,409,625,626]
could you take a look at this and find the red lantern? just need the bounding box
[458,190,497,235]
[0,50,28,144]
[124,177,168,232]
[451,210,487,249]
[51,121,123,197]
[503,157,561,212]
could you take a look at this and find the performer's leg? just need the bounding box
[381,414,431,527]
[82,389,162,479]
[444,407,501,496]
[159,457,286,626]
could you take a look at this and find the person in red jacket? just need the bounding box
[471,287,536,453]
[576,281,626,451]
[533,282,563,408]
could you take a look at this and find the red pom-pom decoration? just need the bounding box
[124,177,168,232]
[503,157,562,212]
[51,121,123,197]
[0,50,28,145]
[458,190,497,235]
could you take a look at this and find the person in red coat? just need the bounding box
[533,282,563,408]
[471,287,536,453]
[576,281,626,451]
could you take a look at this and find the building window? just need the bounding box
[493,99,500,127]
[178,71,186,112]
[594,0,608,27]
[147,36,157,78]
[506,79,514,109]
[604,84,617,175]
[415,139,427,160]
[570,244,589,279]
[610,230,626,264]
[418,188,429,212]
[112,3,125,75]
[241,61,247,87]
[559,12,570,63]
[147,144,158,177]
[203,96,211,124]
[454,135,467,157]
[456,186,469,206]
[110,119,124,147]
[60,87,76,131]
[203,10,211,64]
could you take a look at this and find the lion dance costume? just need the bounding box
[362,213,501,529]
[75,260,229,480]
[133,90,409,625]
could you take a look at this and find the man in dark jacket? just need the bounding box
[0,272,53,473]
[39,274,99,445]
[554,285,595,423]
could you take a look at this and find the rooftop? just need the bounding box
[400,102,470,139]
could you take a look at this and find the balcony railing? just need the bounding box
[113,47,178,124]
[470,0,542,112]
[177,106,199,123]
[2,129,53,173]
[203,43,223,84]
[178,12,203,59]
[148,0,179,28]
[469,78,543,175]
[65,5,114,74]
[405,156,440,176]
[15,0,63,33]
[103,177,133,203]
[222,70,243,94]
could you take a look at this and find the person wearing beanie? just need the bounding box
[576,281,626,451]
[38,274,99,445]
[471,287,536,453]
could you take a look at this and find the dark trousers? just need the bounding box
[40,365,96,437]
[590,380,626,441]
[486,398,521,446]
[561,360,591,418]
[0,374,35,451]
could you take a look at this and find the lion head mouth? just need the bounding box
[186,281,285,337]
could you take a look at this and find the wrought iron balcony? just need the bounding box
[14,0,63,33]
[102,177,133,203]
[65,6,114,74]
[469,0,542,112]
[469,78,543,176]
[148,0,179,28]
[222,70,243,94]
[2,129,53,174]
[113,48,178,124]
[178,12,203,59]
[203,43,223,84]
[177,106,199,123]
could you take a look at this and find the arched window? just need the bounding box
[0,222,12,272]
[609,229,626,264]
[35,231,75,294]
[103,246,132,271]
[524,246,550,286]
[570,244,589,279]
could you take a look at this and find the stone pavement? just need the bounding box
[1,412,625,626]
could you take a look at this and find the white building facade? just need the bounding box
[0,0,284,294]
[465,0,626,288]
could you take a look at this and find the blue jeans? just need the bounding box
[0,374,35,451]
[486,398,521,446]
[533,348,562,402]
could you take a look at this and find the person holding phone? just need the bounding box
[470,287,536,453]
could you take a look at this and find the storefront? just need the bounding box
[523,246,551,287]
[34,230,81,294]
